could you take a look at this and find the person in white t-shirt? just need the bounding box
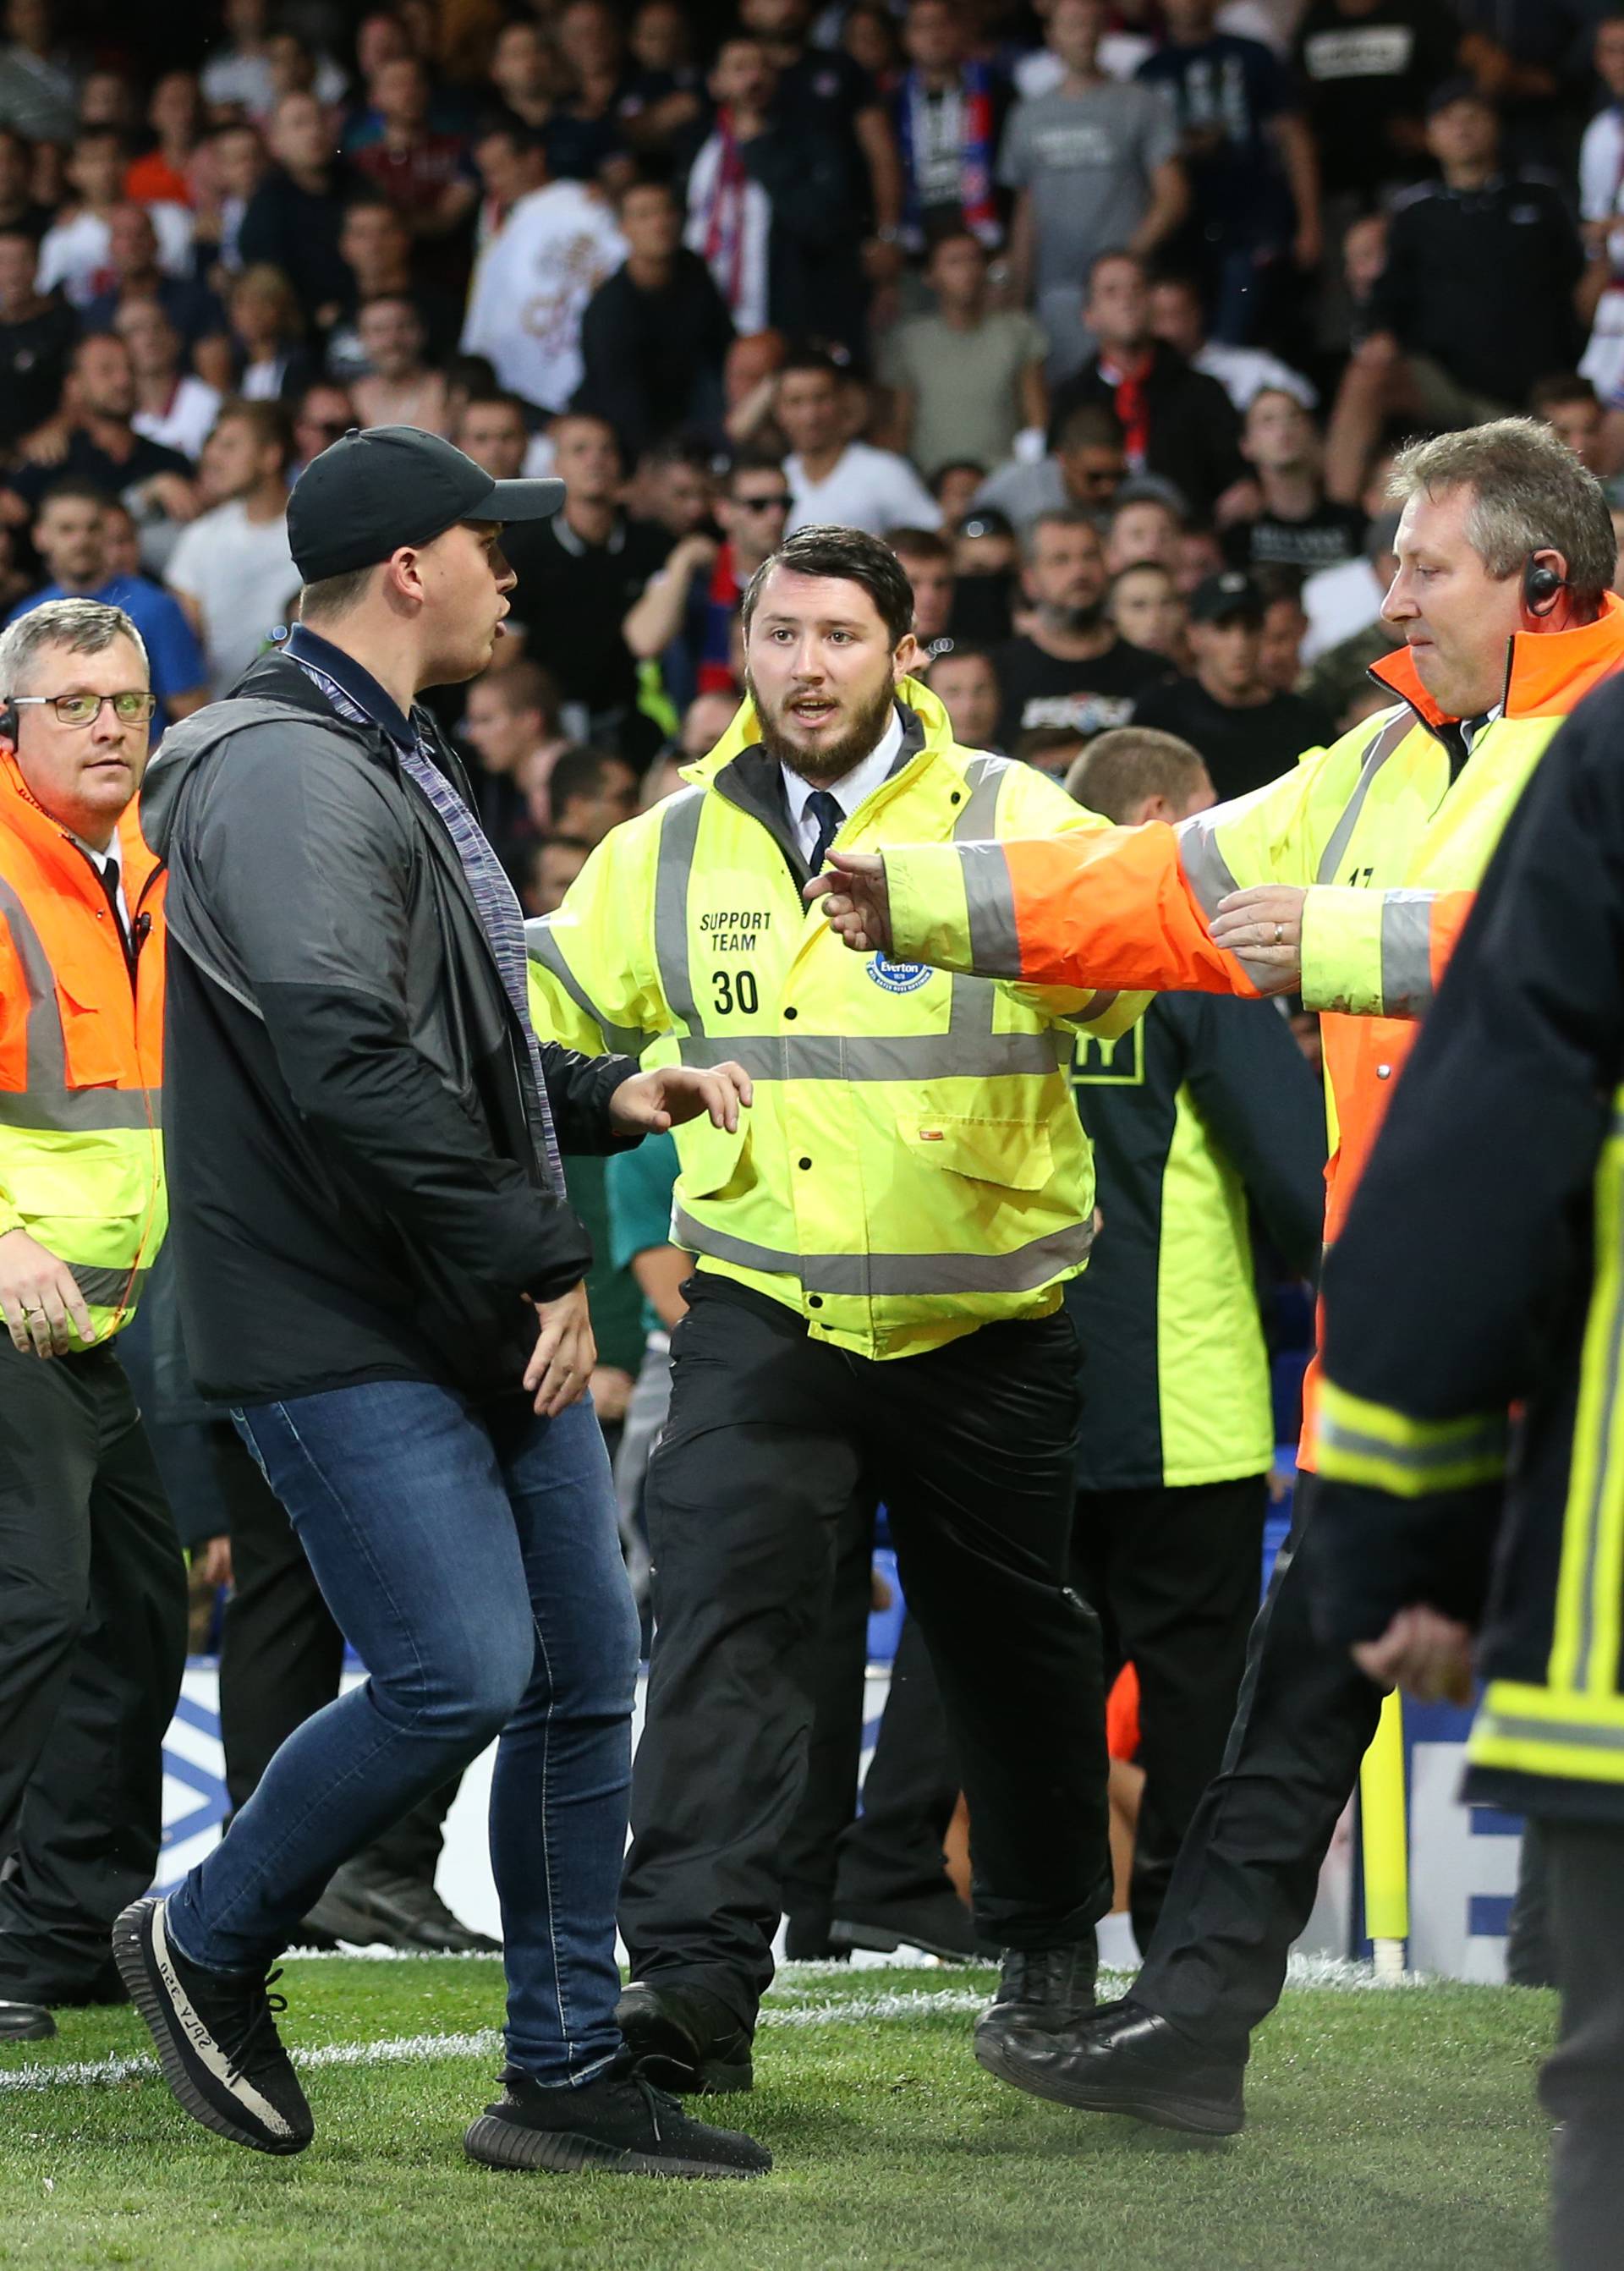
[163,398,299,693]
[118,299,222,464]
[776,352,941,536]
[1580,14,1624,401]
[459,158,625,414]
[37,128,193,309]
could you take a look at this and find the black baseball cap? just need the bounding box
[957,508,1014,542]
[287,425,565,582]
[1189,570,1265,626]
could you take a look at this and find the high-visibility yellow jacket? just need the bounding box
[0,751,167,1343]
[526,678,1142,1360]
[879,602,1624,1420]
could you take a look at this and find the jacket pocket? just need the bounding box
[909,1116,1053,1192]
[679,1115,754,1201]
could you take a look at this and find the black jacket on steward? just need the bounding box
[142,646,638,1407]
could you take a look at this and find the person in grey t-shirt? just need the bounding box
[1001,0,1185,381]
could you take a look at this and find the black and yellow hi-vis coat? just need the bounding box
[1311,672,1624,1821]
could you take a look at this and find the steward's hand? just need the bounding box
[805,850,893,953]
[0,1226,96,1358]
[524,1281,596,1417]
[1208,883,1306,990]
[610,1062,753,1135]
[1352,1605,1475,1707]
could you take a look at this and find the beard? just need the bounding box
[1043,598,1107,636]
[749,670,898,782]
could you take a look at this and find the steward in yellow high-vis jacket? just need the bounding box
[527,525,1138,2094]
[530,693,1138,1364]
[0,597,184,2037]
[1308,666,1624,2271]
[808,422,1624,2134]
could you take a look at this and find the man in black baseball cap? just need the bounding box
[285,422,567,584]
[1133,568,1329,798]
[118,428,769,2181]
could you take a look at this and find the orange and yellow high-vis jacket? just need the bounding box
[0,750,167,1343]
[880,599,1624,1450]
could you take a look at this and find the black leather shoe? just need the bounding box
[0,2000,54,2042]
[974,1940,1097,2053]
[615,1982,754,2095]
[830,1890,991,1962]
[300,1864,502,1954]
[975,2000,1245,2137]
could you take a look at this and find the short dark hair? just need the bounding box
[886,525,952,567]
[1529,370,1601,418]
[740,524,915,649]
[777,348,841,387]
[37,478,112,516]
[550,743,638,811]
[476,656,561,726]
[725,447,787,491]
[930,456,987,495]
[1056,401,1125,456]
[298,564,379,623]
[1252,562,1308,609]
[1069,727,1210,824]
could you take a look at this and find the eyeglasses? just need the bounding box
[737,493,793,513]
[10,692,158,727]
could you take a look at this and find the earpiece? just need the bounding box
[0,703,15,745]
[1523,557,1567,617]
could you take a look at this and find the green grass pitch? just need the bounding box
[0,1958,1553,2271]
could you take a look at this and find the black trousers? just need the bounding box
[1072,1475,1267,1950]
[0,1338,186,1997]
[829,1610,963,1918]
[776,1493,876,1950]
[1541,1815,1624,2271]
[620,1281,1110,2025]
[1133,1473,1385,2061]
[217,1415,458,1879]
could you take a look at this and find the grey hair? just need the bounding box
[1387,417,1616,602]
[0,596,150,699]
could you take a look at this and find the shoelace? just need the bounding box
[221,1967,288,2085]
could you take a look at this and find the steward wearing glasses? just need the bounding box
[0,597,184,2046]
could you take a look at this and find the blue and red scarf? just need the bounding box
[897,61,1001,253]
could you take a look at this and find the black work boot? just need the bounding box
[614,1981,755,2094]
[974,2000,1246,2137]
[973,1939,1097,2066]
[464,2056,771,2179]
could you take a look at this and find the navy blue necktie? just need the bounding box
[805,788,845,875]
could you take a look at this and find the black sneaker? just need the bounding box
[0,2000,53,2043]
[112,1897,313,2156]
[464,2058,771,2179]
[614,1981,754,2093]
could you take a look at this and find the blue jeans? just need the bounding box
[163,1384,639,2086]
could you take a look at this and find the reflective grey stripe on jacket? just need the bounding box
[1379,889,1438,1018]
[0,876,161,1133]
[672,1206,1094,1296]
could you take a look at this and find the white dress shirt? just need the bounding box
[781,707,904,865]
[71,835,131,935]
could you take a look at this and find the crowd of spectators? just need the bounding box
[3,0,1624,919]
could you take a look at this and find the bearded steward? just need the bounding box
[526,520,1146,2097]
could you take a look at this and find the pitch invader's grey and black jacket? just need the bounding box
[141,647,637,1408]
[1063,995,1325,1490]
[1312,671,1624,1824]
